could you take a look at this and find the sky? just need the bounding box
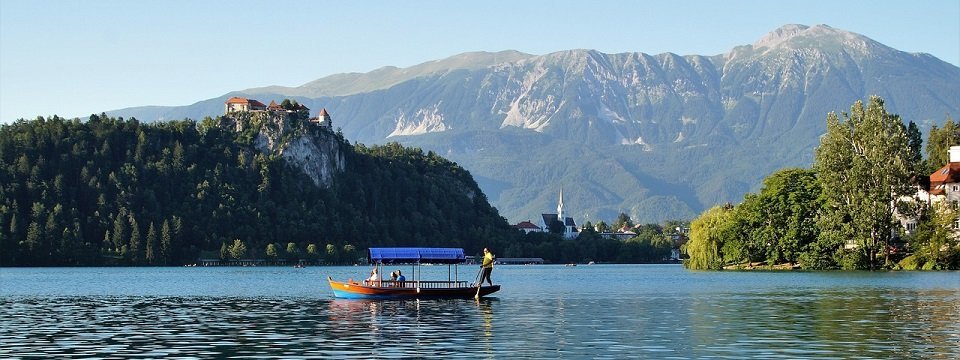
[1,0,958,123]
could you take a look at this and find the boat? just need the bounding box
[328,247,501,299]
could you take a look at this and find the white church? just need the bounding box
[539,189,579,239]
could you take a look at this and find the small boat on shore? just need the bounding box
[328,247,501,300]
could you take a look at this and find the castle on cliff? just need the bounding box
[224,96,332,128]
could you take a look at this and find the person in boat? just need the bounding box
[396,270,406,287]
[366,267,380,286]
[479,248,495,286]
[389,271,398,286]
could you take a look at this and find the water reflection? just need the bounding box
[2,266,959,358]
[3,290,956,358]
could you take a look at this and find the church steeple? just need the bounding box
[557,188,564,220]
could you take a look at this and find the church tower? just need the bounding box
[557,188,564,221]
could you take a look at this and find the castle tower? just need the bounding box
[318,108,332,128]
[310,108,333,128]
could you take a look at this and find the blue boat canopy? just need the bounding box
[368,247,466,264]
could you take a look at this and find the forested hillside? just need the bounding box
[0,114,519,266]
[1,111,693,266]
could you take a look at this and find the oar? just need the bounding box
[474,267,483,299]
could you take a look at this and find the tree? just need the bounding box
[903,201,960,270]
[286,242,299,260]
[220,242,229,260]
[548,219,565,234]
[683,205,735,270]
[735,168,823,266]
[145,222,157,264]
[265,243,278,260]
[813,97,913,269]
[905,121,924,175]
[111,214,126,251]
[612,212,634,231]
[325,243,338,263]
[228,239,247,260]
[595,221,610,233]
[342,244,357,264]
[128,215,141,263]
[925,116,957,173]
[161,220,172,264]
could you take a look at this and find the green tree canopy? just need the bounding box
[813,96,914,269]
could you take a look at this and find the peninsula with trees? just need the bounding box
[683,97,960,270]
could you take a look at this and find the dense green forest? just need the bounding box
[683,97,960,270]
[0,111,677,266]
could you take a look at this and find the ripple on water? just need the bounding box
[1,272,959,359]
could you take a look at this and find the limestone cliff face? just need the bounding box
[277,132,345,187]
[221,111,345,188]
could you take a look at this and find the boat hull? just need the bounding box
[328,277,500,299]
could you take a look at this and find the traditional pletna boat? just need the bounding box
[328,247,500,299]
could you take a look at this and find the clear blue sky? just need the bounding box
[1,0,958,123]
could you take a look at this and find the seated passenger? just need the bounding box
[366,268,379,286]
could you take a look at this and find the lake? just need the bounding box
[1,265,958,359]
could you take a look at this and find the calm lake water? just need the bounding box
[1,265,958,359]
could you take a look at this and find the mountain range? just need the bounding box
[107,24,960,224]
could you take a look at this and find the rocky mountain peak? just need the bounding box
[753,24,813,48]
[751,24,886,55]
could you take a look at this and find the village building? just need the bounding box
[539,189,579,239]
[512,220,542,234]
[898,146,960,234]
[597,225,637,241]
[511,189,580,239]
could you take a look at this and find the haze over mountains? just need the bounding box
[108,24,960,224]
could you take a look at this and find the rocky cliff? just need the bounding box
[218,111,345,188]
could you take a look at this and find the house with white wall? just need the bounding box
[897,146,960,236]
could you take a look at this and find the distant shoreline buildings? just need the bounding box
[512,189,580,239]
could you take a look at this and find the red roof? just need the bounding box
[929,163,960,183]
[248,99,267,108]
[319,108,329,117]
[928,162,960,195]
[225,96,249,104]
[513,221,540,230]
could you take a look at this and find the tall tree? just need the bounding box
[905,121,924,176]
[111,214,126,251]
[160,220,172,264]
[145,222,157,264]
[813,97,913,269]
[128,214,141,263]
[925,116,957,173]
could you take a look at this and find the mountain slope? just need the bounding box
[108,24,960,223]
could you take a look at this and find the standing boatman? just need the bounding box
[479,248,495,286]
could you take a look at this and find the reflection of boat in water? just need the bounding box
[328,247,501,300]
